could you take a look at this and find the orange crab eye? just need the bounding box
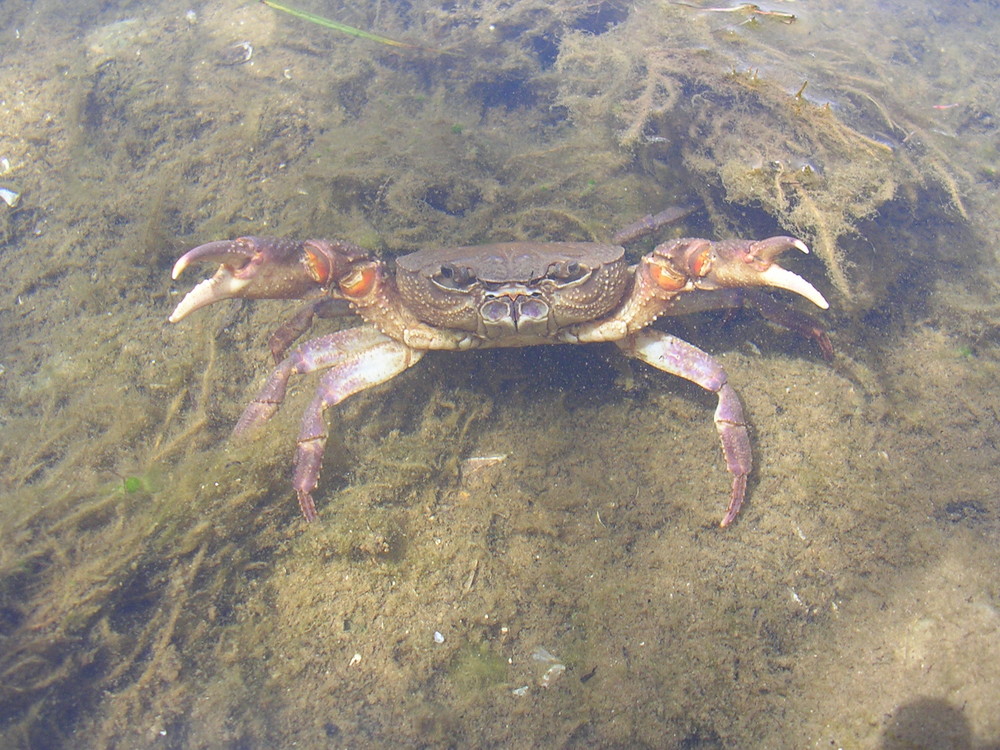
[339,266,376,298]
[648,262,686,291]
[304,245,333,284]
[691,249,713,277]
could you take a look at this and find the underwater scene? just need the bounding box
[0,0,998,747]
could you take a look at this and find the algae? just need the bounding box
[449,640,508,692]
[553,4,968,303]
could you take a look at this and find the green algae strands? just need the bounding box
[260,0,449,54]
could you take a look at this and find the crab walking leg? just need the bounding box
[292,338,424,521]
[618,330,751,527]
[235,327,394,436]
[268,298,354,363]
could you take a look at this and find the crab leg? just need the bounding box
[657,288,834,360]
[268,297,354,363]
[610,205,698,245]
[289,335,423,521]
[234,327,393,436]
[618,330,750,527]
[231,326,422,520]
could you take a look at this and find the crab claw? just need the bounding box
[653,236,829,310]
[168,237,369,322]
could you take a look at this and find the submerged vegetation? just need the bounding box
[260,0,450,54]
[0,0,997,746]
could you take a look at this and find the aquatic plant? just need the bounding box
[554,2,969,302]
[261,0,449,54]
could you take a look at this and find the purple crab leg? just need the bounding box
[656,288,834,361]
[234,327,393,436]
[268,297,354,363]
[611,206,697,245]
[618,330,751,527]
[289,336,424,521]
[232,326,422,520]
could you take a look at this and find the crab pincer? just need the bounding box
[168,237,368,322]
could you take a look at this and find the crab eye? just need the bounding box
[433,263,476,290]
[547,260,588,282]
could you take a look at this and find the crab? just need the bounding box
[168,214,829,527]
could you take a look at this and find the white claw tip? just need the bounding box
[792,239,810,254]
[758,265,829,310]
[171,256,189,280]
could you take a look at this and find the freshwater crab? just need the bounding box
[168,212,829,526]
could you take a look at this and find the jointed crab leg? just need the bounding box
[618,330,751,527]
[234,327,393,435]
[661,288,834,360]
[293,335,423,520]
[268,297,354,362]
[231,326,423,520]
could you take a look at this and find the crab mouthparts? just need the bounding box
[479,293,552,338]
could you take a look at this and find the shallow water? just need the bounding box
[0,0,998,747]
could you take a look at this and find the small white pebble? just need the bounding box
[539,663,566,688]
[433,631,445,644]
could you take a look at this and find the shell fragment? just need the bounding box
[0,187,20,208]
